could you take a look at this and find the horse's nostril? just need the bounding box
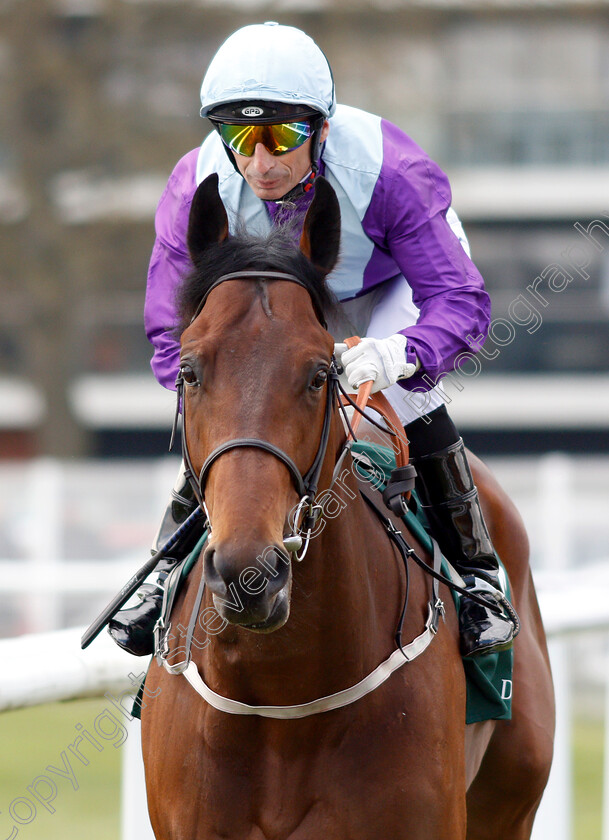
[203,543,291,603]
[261,547,291,596]
[203,547,228,597]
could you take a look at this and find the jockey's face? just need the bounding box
[234,120,329,201]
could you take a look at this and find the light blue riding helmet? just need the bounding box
[199,21,336,120]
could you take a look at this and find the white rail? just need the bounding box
[1,575,608,840]
[1,573,608,713]
[0,454,607,838]
[0,626,132,711]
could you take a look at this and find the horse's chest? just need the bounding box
[197,707,447,840]
[202,763,379,840]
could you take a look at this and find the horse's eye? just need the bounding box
[310,368,328,391]
[180,364,200,387]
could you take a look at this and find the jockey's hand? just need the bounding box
[334,334,418,394]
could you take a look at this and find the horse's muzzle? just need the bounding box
[203,542,291,631]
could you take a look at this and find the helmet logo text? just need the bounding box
[241,106,264,117]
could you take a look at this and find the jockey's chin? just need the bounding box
[233,138,313,202]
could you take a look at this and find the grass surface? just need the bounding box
[574,716,604,839]
[0,698,121,839]
[0,701,604,838]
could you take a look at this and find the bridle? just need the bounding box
[173,270,340,554]
[161,269,511,715]
[161,270,447,710]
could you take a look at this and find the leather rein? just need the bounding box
[162,269,446,717]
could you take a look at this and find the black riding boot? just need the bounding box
[411,438,517,657]
[108,469,199,656]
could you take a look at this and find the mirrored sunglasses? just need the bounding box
[216,121,312,157]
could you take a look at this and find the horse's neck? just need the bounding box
[292,484,400,659]
[298,426,404,636]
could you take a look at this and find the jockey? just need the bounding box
[109,21,517,659]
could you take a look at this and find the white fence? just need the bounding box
[1,454,608,838]
[1,583,608,840]
[0,627,156,839]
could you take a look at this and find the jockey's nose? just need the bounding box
[251,143,275,173]
[203,540,291,626]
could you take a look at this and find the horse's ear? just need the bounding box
[187,173,229,264]
[300,176,341,276]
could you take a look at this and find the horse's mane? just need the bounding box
[175,223,338,336]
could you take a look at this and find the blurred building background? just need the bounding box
[1,5,608,836]
[1,0,609,461]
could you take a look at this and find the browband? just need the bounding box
[190,270,327,327]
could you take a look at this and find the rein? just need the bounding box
[163,491,445,718]
[159,270,455,717]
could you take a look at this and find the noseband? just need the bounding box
[174,270,338,541]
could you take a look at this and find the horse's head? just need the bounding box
[177,173,341,632]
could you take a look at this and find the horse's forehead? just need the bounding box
[192,280,324,346]
[215,278,313,313]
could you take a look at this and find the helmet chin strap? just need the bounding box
[265,168,317,206]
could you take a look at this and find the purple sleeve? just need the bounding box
[144,149,199,390]
[364,121,491,390]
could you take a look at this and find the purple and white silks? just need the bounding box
[144,104,490,423]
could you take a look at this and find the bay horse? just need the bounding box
[141,173,554,839]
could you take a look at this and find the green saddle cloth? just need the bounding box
[351,440,513,724]
[135,441,513,725]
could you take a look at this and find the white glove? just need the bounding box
[334,334,418,394]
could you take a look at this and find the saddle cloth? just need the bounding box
[351,439,513,724]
